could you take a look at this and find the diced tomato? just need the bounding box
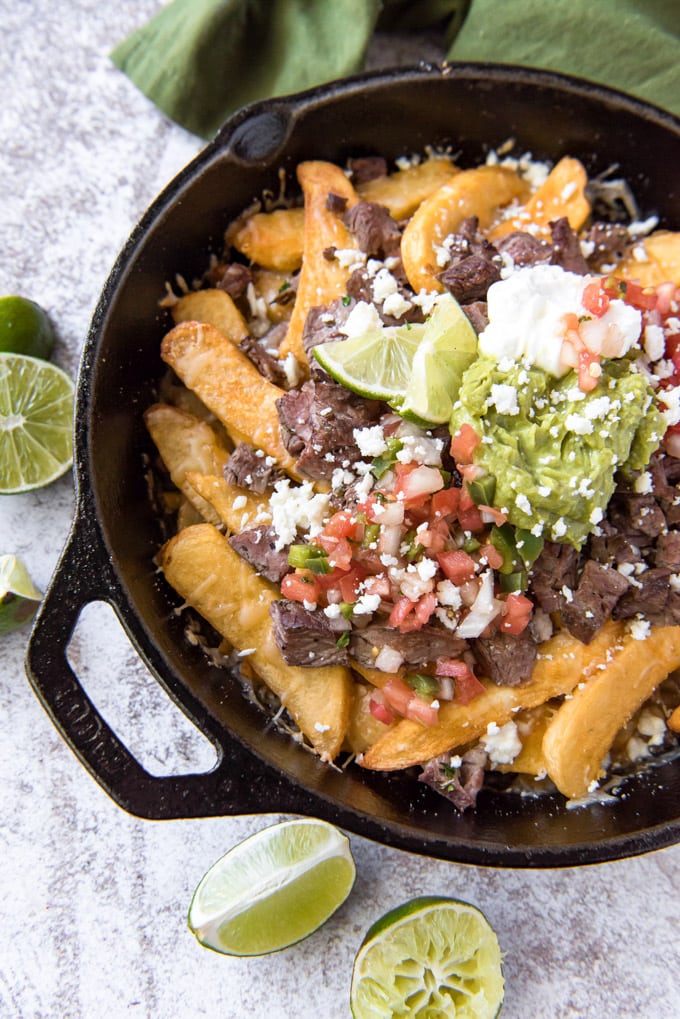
[437,549,477,584]
[388,596,415,629]
[581,280,610,317]
[477,504,508,526]
[577,349,601,393]
[500,592,534,634]
[603,276,658,310]
[479,543,504,570]
[450,423,481,463]
[321,510,361,541]
[363,573,392,599]
[327,537,354,570]
[430,486,461,520]
[414,592,437,626]
[458,482,477,512]
[656,282,679,317]
[369,697,396,726]
[338,565,367,603]
[382,676,415,715]
[280,572,321,604]
[435,657,485,704]
[416,521,449,554]
[382,678,439,727]
[458,503,486,532]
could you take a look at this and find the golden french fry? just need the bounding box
[400,165,529,294]
[618,230,680,287]
[230,207,305,271]
[160,321,297,475]
[171,289,248,343]
[185,471,271,532]
[489,156,590,241]
[495,702,558,776]
[357,156,460,221]
[279,161,360,370]
[542,625,680,799]
[177,497,204,530]
[144,403,230,525]
[359,622,626,771]
[159,523,352,759]
[669,704,680,733]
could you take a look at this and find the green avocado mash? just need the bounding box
[450,357,665,547]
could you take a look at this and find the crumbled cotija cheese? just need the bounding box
[481,721,522,765]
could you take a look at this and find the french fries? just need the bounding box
[400,166,529,294]
[185,471,271,532]
[144,403,230,525]
[278,160,360,370]
[159,523,352,759]
[359,623,627,771]
[542,626,680,798]
[618,230,680,287]
[161,320,297,475]
[489,156,590,241]
[171,288,248,343]
[230,207,305,271]
[356,155,460,220]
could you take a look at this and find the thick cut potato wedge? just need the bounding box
[159,524,352,759]
[144,403,230,525]
[185,470,271,532]
[171,289,248,343]
[278,161,360,370]
[495,702,558,777]
[618,230,680,287]
[230,206,305,272]
[345,682,395,756]
[160,321,297,475]
[360,622,626,771]
[401,165,529,294]
[542,625,680,799]
[356,156,460,221]
[489,156,590,241]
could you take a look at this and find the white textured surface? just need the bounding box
[1,4,679,1018]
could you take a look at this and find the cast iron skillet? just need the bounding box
[25,64,680,867]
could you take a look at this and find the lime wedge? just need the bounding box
[188,818,356,956]
[0,353,74,494]
[0,554,42,635]
[314,322,425,402]
[400,294,478,425]
[350,896,504,1019]
[0,295,55,359]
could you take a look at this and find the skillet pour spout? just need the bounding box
[25,64,680,867]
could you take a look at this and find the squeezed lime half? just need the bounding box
[0,554,42,635]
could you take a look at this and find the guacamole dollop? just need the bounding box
[450,357,665,547]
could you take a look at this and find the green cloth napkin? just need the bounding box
[111,0,680,139]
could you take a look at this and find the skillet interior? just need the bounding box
[66,65,680,864]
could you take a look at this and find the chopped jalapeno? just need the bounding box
[371,437,404,480]
[406,673,439,696]
[499,570,527,593]
[287,544,331,574]
[467,474,496,506]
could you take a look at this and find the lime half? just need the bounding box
[314,322,425,402]
[188,818,356,956]
[314,294,477,425]
[399,294,478,425]
[350,896,504,1019]
[0,554,42,635]
[0,353,74,494]
[0,295,55,359]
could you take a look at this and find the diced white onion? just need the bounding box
[455,571,503,638]
[374,646,405,673]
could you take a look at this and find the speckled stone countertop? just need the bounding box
[1,5,679,1018]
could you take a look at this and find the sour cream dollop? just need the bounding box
[478,264,642,376]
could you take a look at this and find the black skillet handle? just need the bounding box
[25,510,305,820]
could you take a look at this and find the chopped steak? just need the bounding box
[561,560,629,643]
[269,600,349,667]
[612,567,673,620]
[649,452,680,525]
[463,300,489,333]
[472,631,537,686]
[584,221,631,272]
[229,526,291,583]
[496,230,552,268]
[276,376,383,480]
[349,625,467,668]
[345,267,423,324]
[419,746,488,811]
[348,156,388,187]
[205,260,253,297]
[607,492,667,542]
[549,217,590,274]
[342,201,402,258]
[439,254,501,304]
[224,442,284,494]
[325,192,348,214]
[301,298,354,358]
[239,335,289,388]
[655,531,680,570]
[588,521,643,568]
[529,541,578,614]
